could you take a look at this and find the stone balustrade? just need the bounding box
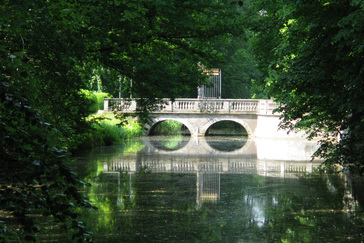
[104,98,278,115]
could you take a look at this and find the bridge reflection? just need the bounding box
[104,137,320,174]
[102,137,322,209]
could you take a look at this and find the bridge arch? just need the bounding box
[200,118,253,137]
[147,117,255,137]
[147,118,193,136]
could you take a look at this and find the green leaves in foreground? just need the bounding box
[251,0,364,174]
[0,81,96,242]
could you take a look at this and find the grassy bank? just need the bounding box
[78,113,144,149]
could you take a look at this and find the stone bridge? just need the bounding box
[104,98,304,138]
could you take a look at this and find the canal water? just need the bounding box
[70,136,363,242]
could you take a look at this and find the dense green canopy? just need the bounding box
[0,0,245,241]
[2,0,363,241]
[251,0,364,173]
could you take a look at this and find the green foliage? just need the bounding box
[153,120,184,135]
[81,90,99,114]
[79,114,144,149]
[93,92,112,110]
[207,121,248,136]
[251,0,364,174]
[79,0,245,101]
[121,118,144,139]
[214,34,263,99]
[1,0,247,241]
[94,122,123,147]
[0,82,95,242]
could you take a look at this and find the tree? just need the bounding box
[250,0,364,173]
[81,0,245,101]
[1,0,246,241]
[1,1,96,241]
[215,34,263,99]
[0,82,95,242]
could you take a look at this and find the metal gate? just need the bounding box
[198,68,221,99]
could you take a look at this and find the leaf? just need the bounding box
[23,144,33,151]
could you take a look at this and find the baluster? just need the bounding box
[217,102,221,110]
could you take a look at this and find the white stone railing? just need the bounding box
[104,98,278,115]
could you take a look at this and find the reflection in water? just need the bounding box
[70,137,364,243]
[196,172,220,210]
[205,136,247,151]
[148,135,190,151]
[148,135,248,152]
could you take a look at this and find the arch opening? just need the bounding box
[205,120,248,137]
[149,120,191,136]
[204,121,249,152]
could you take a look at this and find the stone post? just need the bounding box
[104,99,109,112]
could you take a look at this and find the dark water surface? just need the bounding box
[70,136,363,242]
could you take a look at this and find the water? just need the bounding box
[70,136,364,242]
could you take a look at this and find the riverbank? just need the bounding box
[77,113,144,150]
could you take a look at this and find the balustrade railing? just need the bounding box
[104,98,278,115]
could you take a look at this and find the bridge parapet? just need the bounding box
[104,98,277,115]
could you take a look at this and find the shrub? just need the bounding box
[80,89,99,113]
[97,121,124,146]
[76,114,144,149]
[93,92,112,110]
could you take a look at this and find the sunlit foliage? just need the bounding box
[251,0,364,174]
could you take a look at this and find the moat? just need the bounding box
[55,136,364,242]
